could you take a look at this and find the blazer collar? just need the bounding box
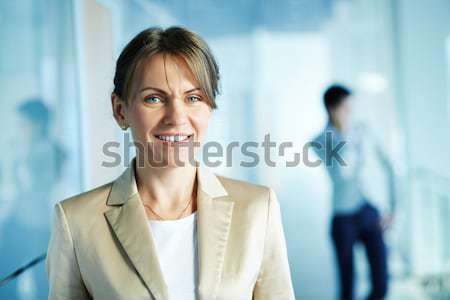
[104,158,233,300]
[106,159,228,206]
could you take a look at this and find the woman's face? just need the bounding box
[114,53,212,168]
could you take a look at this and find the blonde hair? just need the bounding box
[113,26,220,108]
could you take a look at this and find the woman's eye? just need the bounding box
[188,96,201,103]
[144,96,162,104]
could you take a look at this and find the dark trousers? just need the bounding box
[331,203,388,300]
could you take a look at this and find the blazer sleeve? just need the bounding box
[253,188,295,300]
[46,202,91,300]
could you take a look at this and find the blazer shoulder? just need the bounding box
[216,174,273,205]
[58,181,114,218]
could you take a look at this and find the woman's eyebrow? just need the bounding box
[139,86,168,94]
[184,87,201,93]
[139,87,201,94]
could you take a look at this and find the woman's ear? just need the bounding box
[111,93,129,130]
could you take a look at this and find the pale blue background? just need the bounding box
[0,0,449,299]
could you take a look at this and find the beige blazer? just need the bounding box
[46,161,295,300]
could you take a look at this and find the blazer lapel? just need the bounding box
[104,163,168,300]
[197,166,234,300]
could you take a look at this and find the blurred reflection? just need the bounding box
[0,98,65,299]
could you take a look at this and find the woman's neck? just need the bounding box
[135,160,198,218]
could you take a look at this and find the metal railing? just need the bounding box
[0,253,47,287]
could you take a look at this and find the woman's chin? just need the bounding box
[145,155,197,168]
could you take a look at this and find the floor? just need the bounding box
[388,277,430,300]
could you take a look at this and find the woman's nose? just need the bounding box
[163,99,188,126]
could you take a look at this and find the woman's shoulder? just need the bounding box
[214,174,275,205]
[216,174,269,192]
[214,174,281,225]
[57,181,114,218]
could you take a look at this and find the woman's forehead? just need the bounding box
[136,53,199,91]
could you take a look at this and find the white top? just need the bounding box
[148,212,198,300]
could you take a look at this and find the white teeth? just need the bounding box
[156,135,190,142]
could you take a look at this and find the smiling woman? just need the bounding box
[45,26,295,300]
[112,52,211,168]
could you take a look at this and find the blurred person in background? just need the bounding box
[0,98,66,300]
[313,85,396,300]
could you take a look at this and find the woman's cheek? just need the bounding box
[194,117,211,142]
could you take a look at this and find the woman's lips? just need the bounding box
[153,134,194,144]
